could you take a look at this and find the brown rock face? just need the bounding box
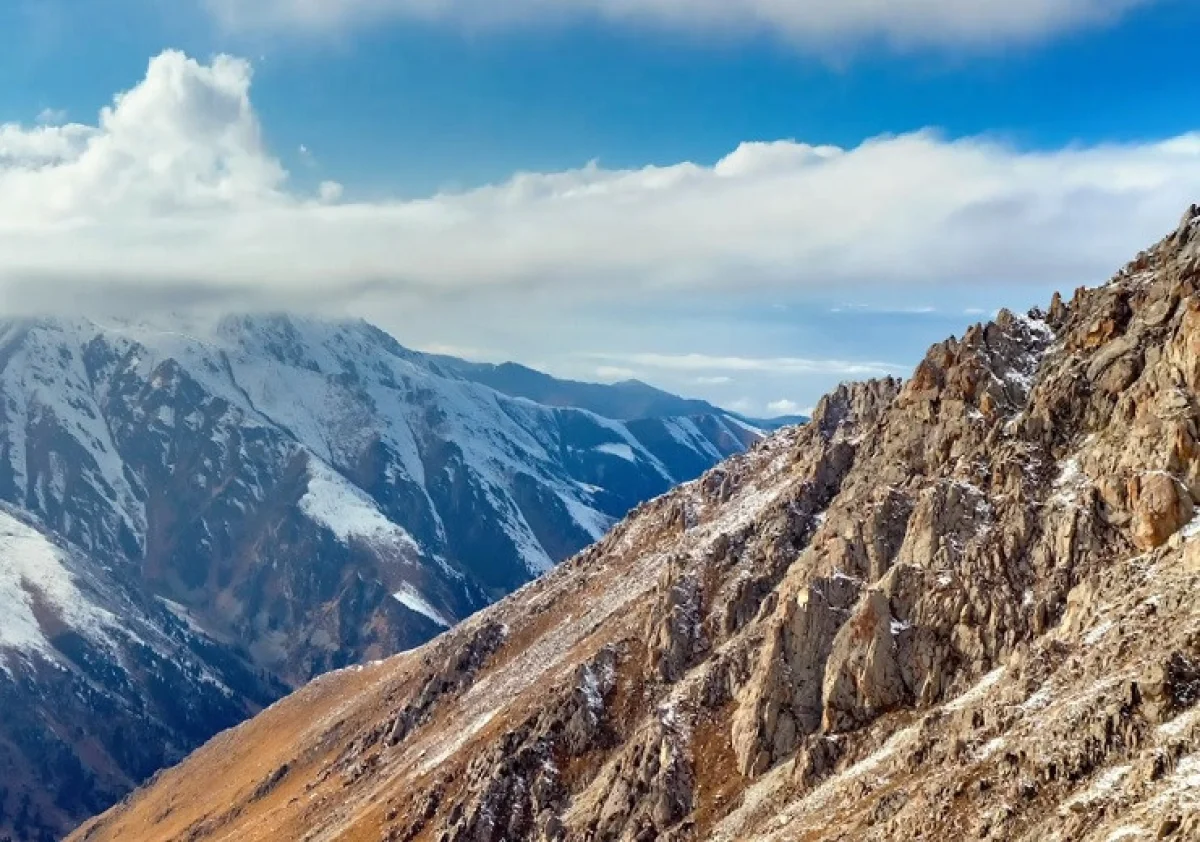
[70,209,1200,842]
[1132,472,1195,549]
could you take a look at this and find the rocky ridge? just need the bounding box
[0,315,755,840]
[71,209,1200,841]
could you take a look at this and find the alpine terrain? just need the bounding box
[0,314,758,840]
[72,208,1200,842]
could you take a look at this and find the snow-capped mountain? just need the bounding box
[0,505,281,842]
[71,210,1200,842]
[0,313,759,839]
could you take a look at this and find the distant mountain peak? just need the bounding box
[0,311,764,839]
[73,211,1200,842]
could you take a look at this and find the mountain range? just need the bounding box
[0,315,763,840]
[69,209,1200,842]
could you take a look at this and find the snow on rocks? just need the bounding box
[0,509,117,667]
[301,457,421,553]
[392,583,451,628]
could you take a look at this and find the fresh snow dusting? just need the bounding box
[975,736,1006,761]
[738,721,920,842]
[1157,705,1200,739]
[301,458,420,552]
[392,582,451,627]
[0,510,116,665]
[1085,619,1116,645]
[1148,754,1200,811]
[662,417,724,461]
[0,322,148,547]
[723,415,766,437]
[1020,685,1054,713]
[1182,511,1200,539]
[595,442,636,462]
[560,494,614,542]
[1059,764,1131,813]
[945,666,1007,712]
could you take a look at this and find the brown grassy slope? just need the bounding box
[71,209,1200,842]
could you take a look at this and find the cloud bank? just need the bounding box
[2,49,1200,328]
[203,0,1155,49]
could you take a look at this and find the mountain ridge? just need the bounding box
[70,208,1200,842]
[0,313,763,840]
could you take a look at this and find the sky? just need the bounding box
[2,1,1200,416]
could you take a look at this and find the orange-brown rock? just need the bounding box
[70,208,1200,842]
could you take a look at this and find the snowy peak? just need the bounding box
[0,311,758,839]
[74,212,1200,842]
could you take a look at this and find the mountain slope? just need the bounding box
[432,358,805,432]
[0,314,754,679]
[0,315,757,839]
[427,359,715,420]
[74,208,1200,842]
[0,506,280,842]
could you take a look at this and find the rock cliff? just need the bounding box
[72,209,1200,842]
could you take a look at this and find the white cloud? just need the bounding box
[583,353,907,377]
[0,50,282,235]
[766,399,804,415]
[318,180,344,203]
[36,108,68,124]
[416,342,502,360]
[203,0,1155,50]
[594,365,639,381]
[693,376,733,386]
[2,49,1200,326]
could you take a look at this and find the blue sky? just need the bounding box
[2,0,1199,415]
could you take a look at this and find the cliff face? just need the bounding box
[72,209,1200,842]
[0,314,755,840]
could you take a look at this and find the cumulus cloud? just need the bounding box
[766,399,805,416]
[2,49,1200,324]
[203,0,1155,49]
[36,108,68,124]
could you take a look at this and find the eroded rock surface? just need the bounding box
[72,208,1200,842]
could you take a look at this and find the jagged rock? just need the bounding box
[1131,472,1195,549]
[71,209,1200,842]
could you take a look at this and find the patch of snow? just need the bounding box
[560,494,614,543]
[945,666,1007,712]
[1085,620,1116,645]
[723,414,767,437]
[418,707,499,775]
[661,417,724,462]
[300,457,421,552]
[1158,705,1200,739]
[1049,456,1091,509]
[1148,754,1200,810]
[1182,511,1200,539]
[595,442,636,462]
[580,665,605,713]
[0,511,117,667]
[392,583,451,627]
[976,736,1006,761]
[1020,685,1053,713]
[1060,764,1131,813]
[1106,828,1148,841]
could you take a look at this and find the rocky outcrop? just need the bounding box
[0,315,760,840]
[71,208,1200,842]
